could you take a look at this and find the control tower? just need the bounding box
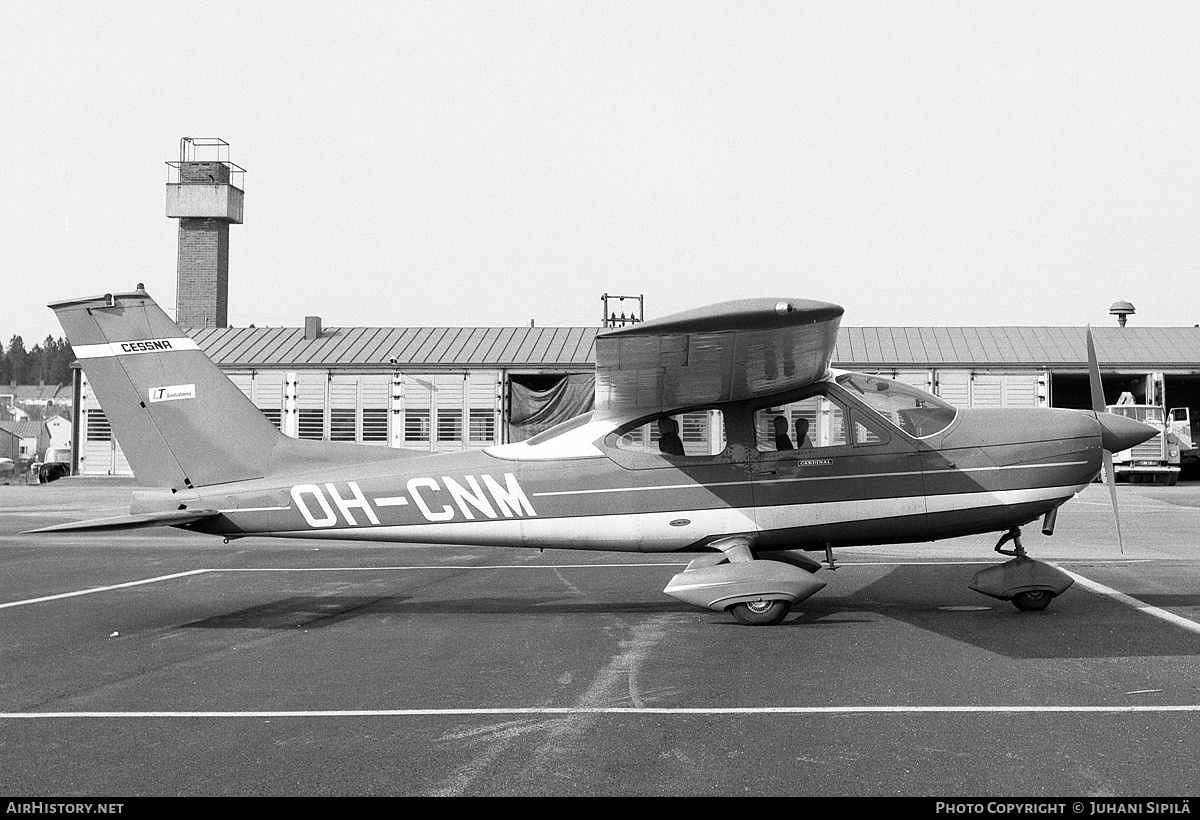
[165,138,245,328]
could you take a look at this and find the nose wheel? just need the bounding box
[971,529,1074,611]
[728,599,791,626]
[1011,589,1054,611]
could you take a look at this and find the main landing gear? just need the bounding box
[968,527,1074,612]
[662,536,826,626]
[728,599,792,626]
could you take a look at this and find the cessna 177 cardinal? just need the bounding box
[32,288,1155,625]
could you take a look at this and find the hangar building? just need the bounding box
[73,321,1200,477]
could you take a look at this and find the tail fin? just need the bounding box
[52,288,283,490]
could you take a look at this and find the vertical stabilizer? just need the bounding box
[52,288,282,489]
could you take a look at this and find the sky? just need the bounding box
[2,1,1198,346]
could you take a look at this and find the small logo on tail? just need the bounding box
[149,384,197,403]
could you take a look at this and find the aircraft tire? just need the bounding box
[1011,590,1054,612]
[728,600,790,626]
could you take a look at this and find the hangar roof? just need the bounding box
[0,421,45,439]
[189,325,1200,371]
[833,327,1200,370]
[190,325,600,369]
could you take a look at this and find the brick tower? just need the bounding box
[165,138,244,328]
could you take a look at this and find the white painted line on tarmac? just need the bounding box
[841,559,1155,566]
[0,564,686,609]
[1073,499,1200,510]
[1059,568,1200,635]
[221,563,687,571]
[3,705,1200,719]
[0,569,212,609]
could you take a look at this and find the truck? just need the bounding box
[1105,393,1193,485]
[30,445,71,483]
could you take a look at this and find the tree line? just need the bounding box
[1,336,75,386]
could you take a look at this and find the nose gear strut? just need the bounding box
[994,527,1026,558]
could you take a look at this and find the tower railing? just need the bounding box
[166,137,245,187]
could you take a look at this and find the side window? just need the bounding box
[852,411,887,445]
[614,410,727,457]
[755,395,846,452]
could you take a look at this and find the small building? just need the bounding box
[0,425,21,462]
[43,415,71,450]
[0,420,48,463]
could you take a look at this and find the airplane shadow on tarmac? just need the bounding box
[785,563,1200,660]
[183,595,694,630]
[180,564,1200,660]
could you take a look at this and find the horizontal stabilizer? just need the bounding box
[24,509,221,534]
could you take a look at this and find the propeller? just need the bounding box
[1085,327,1159,553]
[1086,326,1124,553]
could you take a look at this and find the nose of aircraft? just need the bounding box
[1097,412,1158,452]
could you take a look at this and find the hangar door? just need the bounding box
[228,370,501,451]
[77,373,132,476]
[506,373,596,442]
[227,372,285,431]
[935,372,1041,408]
[396,373,502,453]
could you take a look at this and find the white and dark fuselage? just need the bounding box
[175,378,1105,555]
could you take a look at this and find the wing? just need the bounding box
[594,298,844,418]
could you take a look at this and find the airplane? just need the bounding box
[30,288,1156,625]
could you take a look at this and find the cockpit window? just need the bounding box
[755,395,847,451]
[835,373,956,438]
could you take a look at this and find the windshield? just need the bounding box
[835,373,957,438]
